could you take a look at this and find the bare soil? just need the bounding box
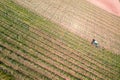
[87,0,120,16]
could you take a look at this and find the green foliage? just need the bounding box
[0,68,15,80]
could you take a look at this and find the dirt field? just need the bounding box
[14,0,120,54]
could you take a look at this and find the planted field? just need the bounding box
[15,0,120,54]
[0,0,120,80]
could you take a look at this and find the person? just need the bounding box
[91,39,99,47]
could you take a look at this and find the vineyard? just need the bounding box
[15,0,120,54]
[0,0,120,80]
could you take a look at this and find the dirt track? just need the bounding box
[14,0,120,54]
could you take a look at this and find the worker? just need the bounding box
[91,39,99,47]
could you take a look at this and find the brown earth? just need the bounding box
[14,0,120,54]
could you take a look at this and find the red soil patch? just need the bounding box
[87,0,120,16]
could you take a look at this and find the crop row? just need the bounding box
[0,28,88,79]
[0,0,117,52]
[0,65,14,80]
[0,46,58,80]
[0,49,35,80]
[1,0,120,52]
[0,23,117,79]
[12,0,119,53]
[0,26,92,79]
[2,21,118,77]
[0,15,119,79]
[0,7,118,73]
[0,11,118,75]
[0,63,34,80]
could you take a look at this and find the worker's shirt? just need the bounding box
[94,41,98,44]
